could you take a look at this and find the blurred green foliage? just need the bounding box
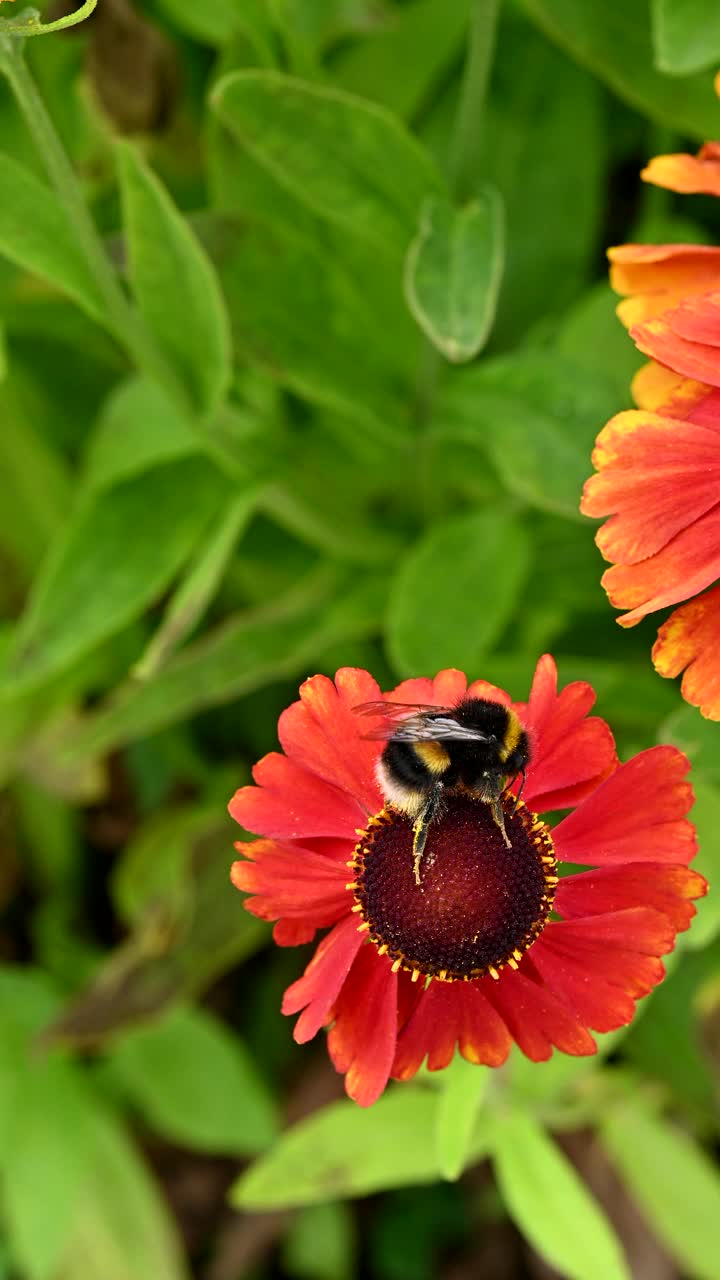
[0,1,719,1277]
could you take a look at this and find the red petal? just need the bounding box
[534,909,673,1003]
[388,669,468,707]
[556,863,707,933]
[273,919,318,946]
[278,669,384,816]
[517,655,617,810]
[484,965,596,1061]
[530,944,635,1032]
[231,839,350,932]
[553,746,696,866]
[327,945,398,1106]
[281,914,364,1042]
[392,979,511,1079]
[653,585,720,719]
[582,411,720,564]
[229,752,365,839]
[601,504,720,625]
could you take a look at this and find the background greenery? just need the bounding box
[1,0,720,1276]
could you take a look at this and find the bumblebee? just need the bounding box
[354,697,531,885]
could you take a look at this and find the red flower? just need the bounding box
[229,659,704,1106]
[583,109,720,717]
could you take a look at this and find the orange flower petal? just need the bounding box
[609,243,720,327]
[631,313,720,388]
[631,362,711,415]
[582,410,720,564]
[652,584,720,719]
[601,503,720,624]
[642,143,720,196]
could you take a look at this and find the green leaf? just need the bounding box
[404,191,505,362]
[218,216,414,443]
[601,1102,720,1280]
[7,458,229,691]
[59,1105,189,1280]
[56,572,387,761]
[154,0,253,45]
[0,155,104,321]
[435,1056,491,1182]
[553,283,642,405]
[84,377,198,492]
[524,0,720,137]
[0,376,72,579]
[332,0,473,120]
[103,1005,277,1155]
[133,492,256,679]
[652,0,720,73]
[435,352,618,519]
[211,71,444,253]
[387,509,531,676]
[492,1109,630,1280]
[234,1088,493,1209]
[117,143,232,416]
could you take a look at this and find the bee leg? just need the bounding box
[492,795,512,849]
[412,786,443,886]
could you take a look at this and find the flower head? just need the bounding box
[583,109,720,718]
[229,659,703,1105]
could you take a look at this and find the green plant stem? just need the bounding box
[0,1,97,37]
[449,0,502,201]
[0,37,190,412]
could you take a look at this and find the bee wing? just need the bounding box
[353,701,497,744]
[352,699,453,741]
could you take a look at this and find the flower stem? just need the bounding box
[0,35,189,410]
[449,0,502,202]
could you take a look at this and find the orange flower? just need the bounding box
[583,112,720,718]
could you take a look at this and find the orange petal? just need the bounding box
[582,411,720,564]
[642,143,720,196]
[601,503,720,624]
[652,585,720,719]
[609,244,720,327]
[631,314,720,387]
[631,361,710,413]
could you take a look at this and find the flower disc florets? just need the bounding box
[350,794,557,983]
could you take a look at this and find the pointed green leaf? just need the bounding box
[436,1056,491,1181]
[103,1005,278,1155]
[233,1088,493,1209]
[0,155,104,321]
[387,509,531,676]
[405,192,504,362]
[652,0,720,73]
[211,71,444,253]
[602,1103,720,1280]
[60,1105,189,1280]
[7,459,229,690]
[492,1109,630,1280]
[117,143,232,416]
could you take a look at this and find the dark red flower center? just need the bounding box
[350,793,557,982]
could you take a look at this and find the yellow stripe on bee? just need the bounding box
[498,709,522,763]
[413,740,451,774]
